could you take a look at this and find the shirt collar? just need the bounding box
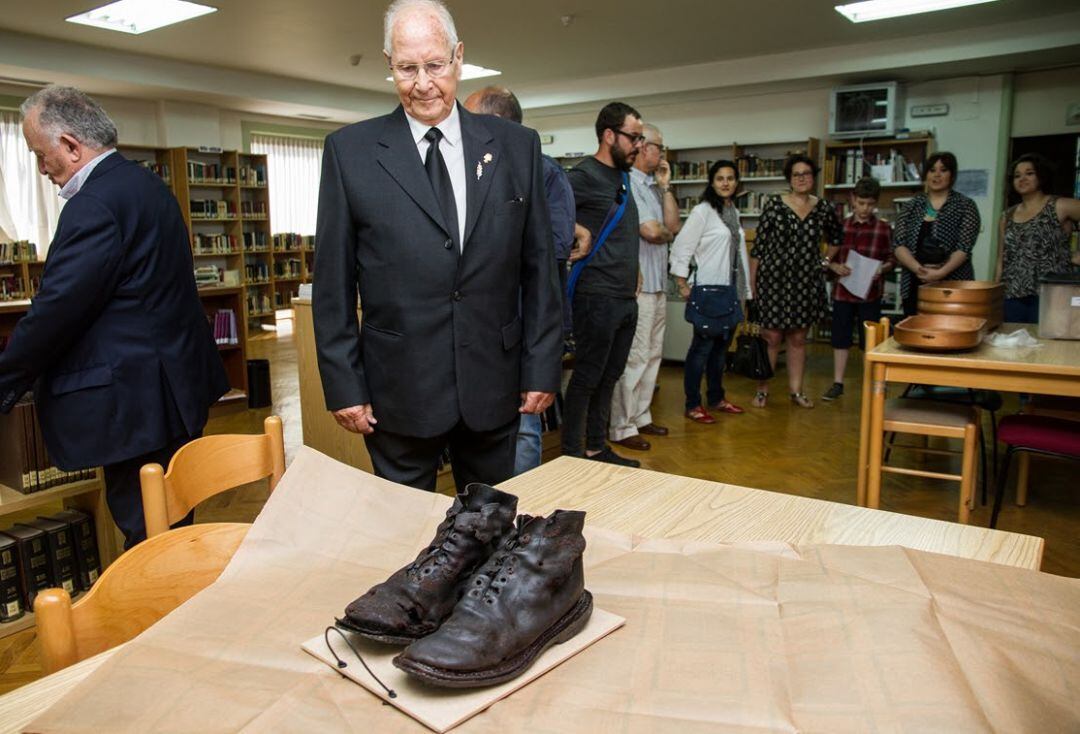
[59,148,116,200]
[629,167,653,186]
[851,214,878,227]
[405,102,462,149]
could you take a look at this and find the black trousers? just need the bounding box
[364,415,519,492]
[102,433,197,550]
[562,291,637,455]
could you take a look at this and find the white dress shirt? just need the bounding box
[630,167,668,294]
[405,104,467,250]
[59,148,116,200]
[670,201,753,300]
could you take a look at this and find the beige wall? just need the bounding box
[1011,66,1080,138]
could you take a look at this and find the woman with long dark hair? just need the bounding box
[996,153,1080,323]
[670,160,751,423]
[892,151,981,316]
[749,154,843,409]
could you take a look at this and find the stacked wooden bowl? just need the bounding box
[918,281,1004,330]
[894,314,988,351]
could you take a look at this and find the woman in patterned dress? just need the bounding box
[995,153,1080,323]
[892,152,981,316]
[749,155,843,409]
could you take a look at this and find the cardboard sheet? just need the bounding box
[301,607,624,733]
[27,447,1080,733]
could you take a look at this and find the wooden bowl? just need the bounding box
[894,314,988,352]
[918,281,1003,329]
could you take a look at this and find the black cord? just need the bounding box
[324,626,398,699]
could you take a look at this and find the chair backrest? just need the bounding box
[140,415,284,538]
[859,317,891,407]
[33,522,249,674]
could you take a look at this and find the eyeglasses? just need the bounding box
[790,171,814,179]
[390,56,455,81]
[643,141,667,153]
[611,128,646,145]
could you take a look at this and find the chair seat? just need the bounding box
[998,415,1080,456]
[905,385,1003,412]
[885,399,978,429]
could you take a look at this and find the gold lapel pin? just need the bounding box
[483,153,493,163]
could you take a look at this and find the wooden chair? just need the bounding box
[861,318,981,523]
[34,522,249,674]
[140,415,284,538]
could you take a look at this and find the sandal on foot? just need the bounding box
[790,392,814,409]
[751,391,768,408]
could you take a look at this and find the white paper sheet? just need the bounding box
[837,250,881,300]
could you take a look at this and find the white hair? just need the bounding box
[21,85,118,149]
[383,0,458,58]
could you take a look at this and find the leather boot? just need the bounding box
[337,483,518,644]
[393,510,593,687]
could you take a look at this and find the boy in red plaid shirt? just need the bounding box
[822,178,895,401]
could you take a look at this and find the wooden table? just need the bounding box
[857,325,1080,515]
[0,456,1046,730]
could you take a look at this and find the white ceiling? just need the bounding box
[1,0,1078,121]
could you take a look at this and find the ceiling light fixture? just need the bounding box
[385,63,502,82]
[66,0,217,35]
[835,0,998,23]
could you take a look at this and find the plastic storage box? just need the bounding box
[1038,272,1080,340]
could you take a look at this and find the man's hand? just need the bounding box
[333,404,378,434]
[655,159,672,189]
[569,224,592,263]
[520,391,555,414]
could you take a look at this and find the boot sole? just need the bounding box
[392,590,594,688]
[334,616,422,646]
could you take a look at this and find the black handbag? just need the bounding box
[731,325,774,381]
[684,285,742,338]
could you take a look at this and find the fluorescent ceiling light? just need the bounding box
[67,0,217,35]
[835,0,998,23]
[384,64,502,82]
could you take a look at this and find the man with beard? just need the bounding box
[562,102,643,466]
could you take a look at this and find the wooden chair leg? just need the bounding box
[977,430,986,509]
[1016,452,1030,507]
[990,446,1016,529]
[34,588,77,675]
[958,423,977,524]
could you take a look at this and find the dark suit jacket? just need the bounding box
[313,104,562,438]
[0,153,228,470]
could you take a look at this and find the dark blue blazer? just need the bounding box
[313,104,563,438]
[0,153,228,469]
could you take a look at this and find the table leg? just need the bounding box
[866,363,887,509]
[856,371,871,507]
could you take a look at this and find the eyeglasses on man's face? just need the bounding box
[642,141,667,153]
[611,128,646,146]
[390,56,455,81]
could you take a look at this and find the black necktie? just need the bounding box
[424,127,459,250]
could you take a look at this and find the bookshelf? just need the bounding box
[0,242,42,302]
[270,233,315,310]
[821,136,933,222]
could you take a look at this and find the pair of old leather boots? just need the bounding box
[337,483,593,688]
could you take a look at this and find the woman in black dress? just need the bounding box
[892,152,981,315]
[749,155,843,409]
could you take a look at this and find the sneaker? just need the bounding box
[822,383,844,401]
[585,447,641,468]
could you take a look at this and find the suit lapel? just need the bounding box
[459,106,500,247]
[375,107,451,238]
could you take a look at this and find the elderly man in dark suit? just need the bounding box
[0,86,228,548]
[314,0,562,491]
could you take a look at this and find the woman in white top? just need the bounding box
[670,160,753,424]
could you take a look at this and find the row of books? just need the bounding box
[0,509,101,620]
[273,259,302,278]
[736,190,771,213]
[245,262,270,282]
[0,399,98,495]
[671,160,714,181]
[239,201,268,218]
[736,155,788,179]
[187,161,236,184]
[133,159,170,181]
[273,291,295,309]
[191,199,236,219]
[243,232,269,251]
[0,241,38,264]
[194,265,221,288]
[824,149,922,186]
[677,196,701,214]
[271,233,315,251]
[211,309,239,345]
[247,292,273,316]
[0,275,27,300]
[238,166,267,187]
[194,233,239,255]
